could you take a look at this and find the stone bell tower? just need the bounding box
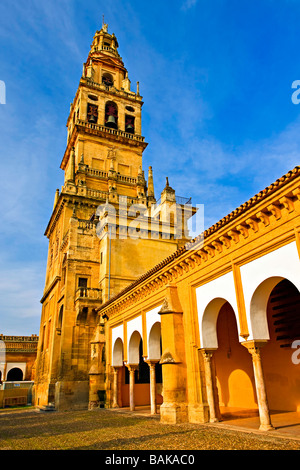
[34,23,196,411]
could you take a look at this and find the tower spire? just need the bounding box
[147,166,156,203]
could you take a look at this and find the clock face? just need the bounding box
[102,75,113,87]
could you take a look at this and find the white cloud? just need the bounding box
[0,258,45,335]
[181,0,199,11]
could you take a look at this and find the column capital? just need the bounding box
[199,348,217,361]
[241,340,268,357]
[126,364,138,373]
[145,359,159,367]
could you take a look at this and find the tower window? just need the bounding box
[105,101,118,129]
[88,94,98,101]
[78,277,88,289]
[125,114,135,134]
[102,73,113,88]
[87,103,98,123]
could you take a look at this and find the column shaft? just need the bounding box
[242,341,274,431]
[112,367,120,408]
[201,349,218,423]
[148,362,157,415]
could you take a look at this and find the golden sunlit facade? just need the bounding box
[35,25,300,431]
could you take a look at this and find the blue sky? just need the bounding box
[0,0,300,335]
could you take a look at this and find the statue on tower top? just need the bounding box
[102,15,108,33]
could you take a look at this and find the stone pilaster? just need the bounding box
[159,285,188,423]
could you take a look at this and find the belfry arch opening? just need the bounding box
[102,73,114,88]
[105,101,118,129]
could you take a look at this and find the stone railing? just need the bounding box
[75,287,102,302]
[76,119,145,143]
[86,168,108,178]
[0,335,38,342]
[85,168,137,186]
[87,189,108,200]
[77,219,97,230]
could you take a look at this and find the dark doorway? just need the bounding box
[7,368,23,381]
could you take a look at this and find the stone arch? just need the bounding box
[105,101,118,129]
[102,72,114,87]
[201,298,236,349]
[112,337,124,367]
[148,322,161,361]
[128,330,142,365]
[249,276,297,340]
[256,278,300,412]
[213,302,257,416]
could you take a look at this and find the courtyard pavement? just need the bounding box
[0,405,300,451]
[108,405,300,441]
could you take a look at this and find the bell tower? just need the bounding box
[34,23,196,411]
[62,21,146,194]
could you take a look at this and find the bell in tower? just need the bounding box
[105,101,118,129]
[87,103,98,123]
[125,115,135,134]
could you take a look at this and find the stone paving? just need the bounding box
[111,406,300,441]
[0,406,300,450]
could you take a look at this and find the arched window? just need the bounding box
[105,101,118,129]
[87,102,98,123]
[57,305,63,335]
[125,114,135,134]
[102,73,113,88]
[125,337,150,384]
